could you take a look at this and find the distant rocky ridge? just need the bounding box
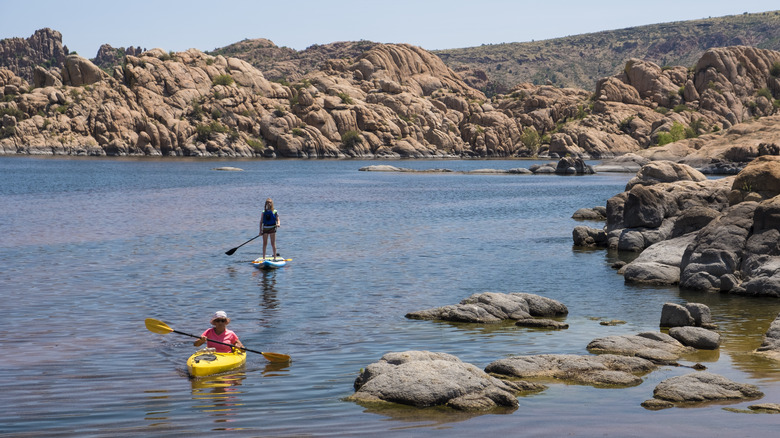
[1,28,780,163]
[435,11,780,92]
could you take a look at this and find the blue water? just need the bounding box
[1,157,779,437]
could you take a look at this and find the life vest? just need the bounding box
[262,209,278,227]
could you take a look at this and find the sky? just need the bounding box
[2,0,779,57]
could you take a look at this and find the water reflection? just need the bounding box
[143,389,172,428]
[677,289,780,381]
[353,401,515,427]
[254,269,279,311]
[191,373,246,423]
[261,360,291,376]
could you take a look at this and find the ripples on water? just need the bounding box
[1,157,779,437]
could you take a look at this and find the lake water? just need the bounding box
[1,157,779,437]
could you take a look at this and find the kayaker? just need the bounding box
[193,311,244,353]
[260,198,280,260]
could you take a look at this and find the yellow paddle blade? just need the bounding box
[262,352,292,363]
[145,318,174,335]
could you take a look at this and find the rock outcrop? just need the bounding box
[405,292,568,324]
[641,372,763,409]
[574,156,780,297]
[485,354,656,387]
[347,351,539,411]
[3,29,780,163]
[0,28,67,84]
[586,332,694,363]
[659,302,714,328]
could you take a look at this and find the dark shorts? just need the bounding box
[262,227,276,235]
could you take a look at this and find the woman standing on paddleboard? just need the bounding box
[261,198,280,260]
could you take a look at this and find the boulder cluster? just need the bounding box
[574,156,780,297]
[347,292,769,412]
[2,29,780,164]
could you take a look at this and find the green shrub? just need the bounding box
[771,62,780,77]
[190,99,204,119]
[292,128,305,136]
[619,116,635,133]
[195,120,228,142]
[688,118,705,137]
[0,107,25,119]
[246,137,264,152]
[341,130,362,148]
[520,127,540,153]
[757,87,773,100]
[212,74,234,86]
[673,104,689,113]
[657,122,686,146]
[337,92,353,104]
[575,104,587,119]
[273,106,286,117]
[0,125,15,139]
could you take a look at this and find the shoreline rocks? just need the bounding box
[359,157,594,175]
[346,351,541,411]
[573,156,780,297]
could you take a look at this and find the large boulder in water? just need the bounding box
[346,351,539,410]
[485,353,656,387]
[642,372,763,410]
[405,292,568,323]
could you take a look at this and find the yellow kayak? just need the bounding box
[186,349,246,377]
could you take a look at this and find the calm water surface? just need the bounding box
[1,157,779,437]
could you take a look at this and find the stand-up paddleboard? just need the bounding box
[252,255,290,269]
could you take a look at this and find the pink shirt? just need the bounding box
[201,328,239,353]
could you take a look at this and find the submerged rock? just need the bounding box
[642,372,763,409]
[406,292,568,323]
[515,318,569,330]
[485,353,655,388]
[347,351,540,411]
[749,403,780,413]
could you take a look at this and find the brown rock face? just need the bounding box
[3,28,780,162]
[0,28,67,83]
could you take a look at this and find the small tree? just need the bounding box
[212,74,234,86]
[341,130,362,148]
[520,127,540,154]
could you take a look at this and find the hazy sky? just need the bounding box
[2,0,779,57]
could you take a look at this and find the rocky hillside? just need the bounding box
[208,39,381,84]
[0,28,68,84]
[435,10,780,93]
[1,29,780,164]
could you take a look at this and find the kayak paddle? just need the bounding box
[145,318,291,363]
[225,234,261,256]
